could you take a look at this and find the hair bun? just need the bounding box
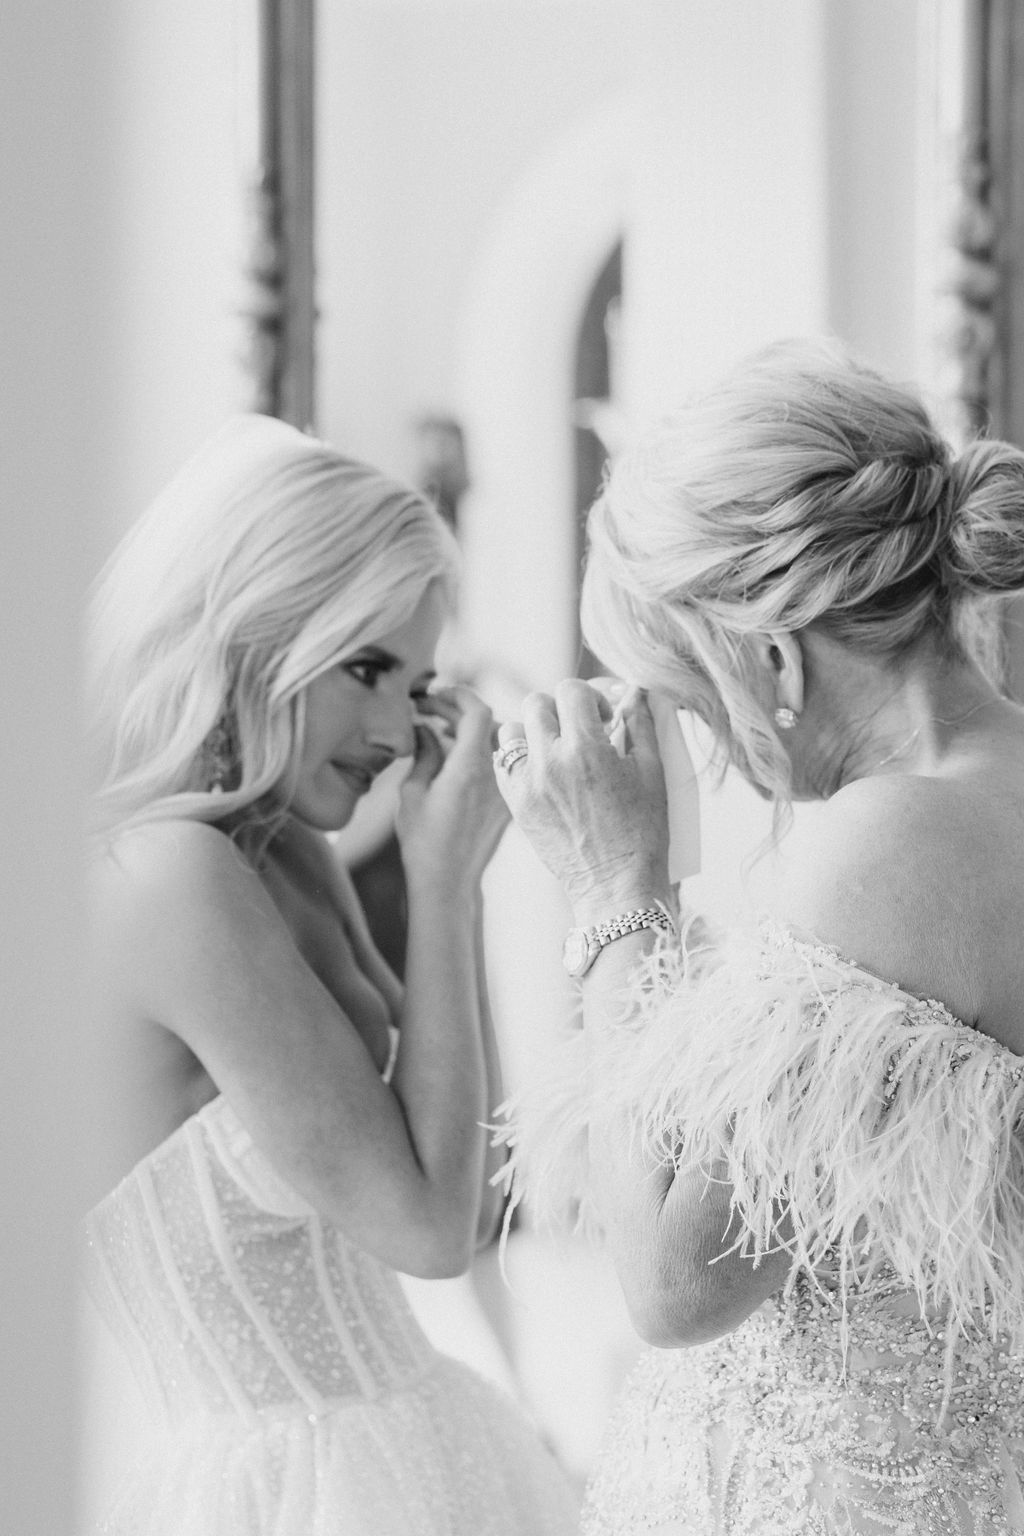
[944,437,1024,595]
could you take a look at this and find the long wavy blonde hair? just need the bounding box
[89,414,459,837]
[583,338,1024,802]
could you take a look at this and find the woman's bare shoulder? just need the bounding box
[771,775,1004,1031]
[91,819,285,989]
[97,815,234,873]
[781,773,990,883]
[94,818,263,910]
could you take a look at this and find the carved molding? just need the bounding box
[984,0,1024,449]
[947,0,1024,449]
[241,0,316,430]
[983,0,1024,697]
[945,0,998,443]
[945,0,1024,696]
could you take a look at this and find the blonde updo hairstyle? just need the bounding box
[90,414,459,838]
[582,339,1024,802]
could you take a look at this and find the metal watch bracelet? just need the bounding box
[562,901,676,978]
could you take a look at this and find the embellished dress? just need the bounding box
[501,923,1024,1535]
[82,1092,579,1536]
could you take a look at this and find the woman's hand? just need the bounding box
[396,685,509,892]
[493,679,671,920]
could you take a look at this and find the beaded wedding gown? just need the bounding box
[502,923,1024,1535]
[82,1091,579,1536]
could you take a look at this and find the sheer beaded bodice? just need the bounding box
[82,1096,579,1536]
[582,1264,1024,1534]
[83,1095,435,1426]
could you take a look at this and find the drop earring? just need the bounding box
[773,706,798,731]
[201,715,237,794]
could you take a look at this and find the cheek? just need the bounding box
[299,679,360,761]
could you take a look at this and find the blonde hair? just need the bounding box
[90,414,459,836]
[582,338,1024,801]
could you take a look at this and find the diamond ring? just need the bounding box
[493,739,529,773]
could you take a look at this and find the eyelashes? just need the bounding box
[342,660,432,708]
[342,660,386,689]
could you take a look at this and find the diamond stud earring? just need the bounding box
[773,706,798,731]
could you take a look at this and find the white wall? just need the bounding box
[2,7,111,1533]
[88,0,254,559]
[823,0,928,380]
[317,0,637,486]
[3,6,280,1528]
[623,0,828,425]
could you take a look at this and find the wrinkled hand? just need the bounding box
[493,679,671,919]
[396,685,509,891]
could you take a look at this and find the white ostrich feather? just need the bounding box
[494,921,1024,1351]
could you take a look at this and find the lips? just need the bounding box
[331,762,374,792]
[331,757,396,793]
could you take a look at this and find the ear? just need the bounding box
[750,631,805,717]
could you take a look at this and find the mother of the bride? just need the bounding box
[494,340,1024,1534]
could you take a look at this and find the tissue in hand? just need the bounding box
[648,691,701,882]
[591,678,701,883]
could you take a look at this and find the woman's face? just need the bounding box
[285,582,447,831]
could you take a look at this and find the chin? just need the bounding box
[289,793,360,834]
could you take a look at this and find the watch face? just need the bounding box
[562,928,593,976]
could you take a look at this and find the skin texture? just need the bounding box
[92,584,511,1277]
[494,633,1024,1347]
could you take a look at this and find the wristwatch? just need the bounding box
[561,904,676,978]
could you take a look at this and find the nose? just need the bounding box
[367,693,417,760]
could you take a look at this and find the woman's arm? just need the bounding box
[385,687,510,1264]
[99,692,508,1279]
[571,772,1002,1347]
[495,681,791,1343]
[472,895,508,1245]
[330,805,506,1244]
[573,922,791,1347]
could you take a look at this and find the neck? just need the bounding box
[800,635,1005,797]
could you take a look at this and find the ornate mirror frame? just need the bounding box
[949,0,1023,444]
[244,0,316,430]
[952,0,1024,688]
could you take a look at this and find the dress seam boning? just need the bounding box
[137,1161,259,1425]
[185,1119,329,1415]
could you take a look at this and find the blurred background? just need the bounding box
[3,1,1023,1530]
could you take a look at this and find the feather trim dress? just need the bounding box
[497,923,1024,1535]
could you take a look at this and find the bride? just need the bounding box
[493,340,1024,1533]
[84,413,578,1535]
